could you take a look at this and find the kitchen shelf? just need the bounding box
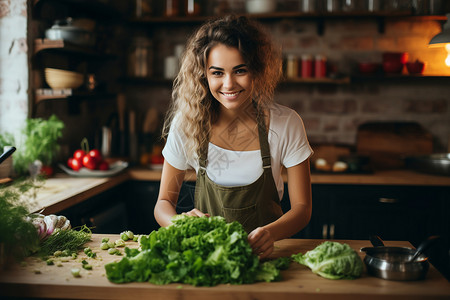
[351,74,450,83]
[130,11,447,34]
[283,77,351,84]
[35,88,116,103]
[33,0,121,20]
[34,39,115,60]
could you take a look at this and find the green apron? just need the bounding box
[194,113,283,233]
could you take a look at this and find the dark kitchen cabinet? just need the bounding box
[57,182,130,234]
[295,183,450,280]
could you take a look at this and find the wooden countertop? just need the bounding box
[129,168,450,186]
[0,236,448,300]
[28,168,450,215]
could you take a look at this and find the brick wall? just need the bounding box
[0,0,28,137]
[270,18,450,150]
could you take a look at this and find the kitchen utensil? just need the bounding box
[409,236,440,262]
[405,153,450,176]
[361,235,435,281]
[0,146,15,165]
[45,18,95,47]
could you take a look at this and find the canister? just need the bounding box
[286,55,298,78]
[314,54,327,78]
[301,54,313,78]
[128,36,153,78]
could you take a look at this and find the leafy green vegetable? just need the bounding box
[291,241,363,280]
[0,115,64,176]
[105,215,288,286]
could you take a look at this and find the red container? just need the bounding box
[406,61,425,74]
[383,61,404,74]
[358,62,380,74]
[314,54,327,78]
[301,54,313,78]
[382,52,409,64]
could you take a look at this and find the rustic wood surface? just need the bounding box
[0,236,449,300]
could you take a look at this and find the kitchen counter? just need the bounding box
[29,168,450,214]
[0,236,448,300]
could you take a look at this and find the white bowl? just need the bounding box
[246,0,277,13]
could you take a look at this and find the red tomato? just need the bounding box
[88,149,102,162]
[40,165,54,177]
[68,157,81,171]
[82,154,98,170]
[73,149,85,161]
[98,160,110,171]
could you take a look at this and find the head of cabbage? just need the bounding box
[292,241,363,279]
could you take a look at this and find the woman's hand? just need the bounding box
[182,208,210,217]
[247,227,275,259]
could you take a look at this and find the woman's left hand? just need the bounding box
[247,227,275,259]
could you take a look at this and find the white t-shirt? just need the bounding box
[162,103,313,200]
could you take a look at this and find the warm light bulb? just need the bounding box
[446,44,450,67]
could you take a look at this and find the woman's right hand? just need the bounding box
[182,208,210,217]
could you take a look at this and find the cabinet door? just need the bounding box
[326,185,444,243]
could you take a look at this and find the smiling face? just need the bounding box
[206,44,253,112]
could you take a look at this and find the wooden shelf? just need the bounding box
[35,88,116,103]
[283,77,351,84]
[351,74,450,83]
[33,0,120,20]
[34,39,113,59]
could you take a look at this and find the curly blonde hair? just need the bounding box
[162,15,282,160]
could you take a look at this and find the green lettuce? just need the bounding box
[291,241,363,280]
[105,216,289,286]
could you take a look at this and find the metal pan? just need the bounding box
[360,236,438,281]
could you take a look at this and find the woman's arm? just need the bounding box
[248,158,312,258]
[154,160,187,227]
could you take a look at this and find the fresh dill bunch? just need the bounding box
[38,225,93,258]
[0,178,44,262]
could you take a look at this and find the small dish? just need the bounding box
[58,161,128,177]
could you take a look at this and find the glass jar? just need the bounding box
[184,0,201,16]
[286,55,298,78]
[164,0,180,17]
[128,36,153,78]
[135,0,153,18]
[314,54,327,78]
[301,54,313,78]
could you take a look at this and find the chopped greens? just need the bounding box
[105,215,289,286]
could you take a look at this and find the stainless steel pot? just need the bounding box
[405,153,450,176]
[45,18,95,47]
[360,236,438,281]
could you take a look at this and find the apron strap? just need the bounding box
[256,108,271,169]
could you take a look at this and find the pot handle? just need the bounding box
[369,235,385,247]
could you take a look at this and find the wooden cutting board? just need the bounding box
[1,235,449,300]
[356,122,433,169]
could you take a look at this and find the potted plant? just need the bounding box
[0,115,64,177]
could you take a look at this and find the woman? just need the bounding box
[154,15,313,259]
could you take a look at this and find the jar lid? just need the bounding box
[301,54,313,60]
